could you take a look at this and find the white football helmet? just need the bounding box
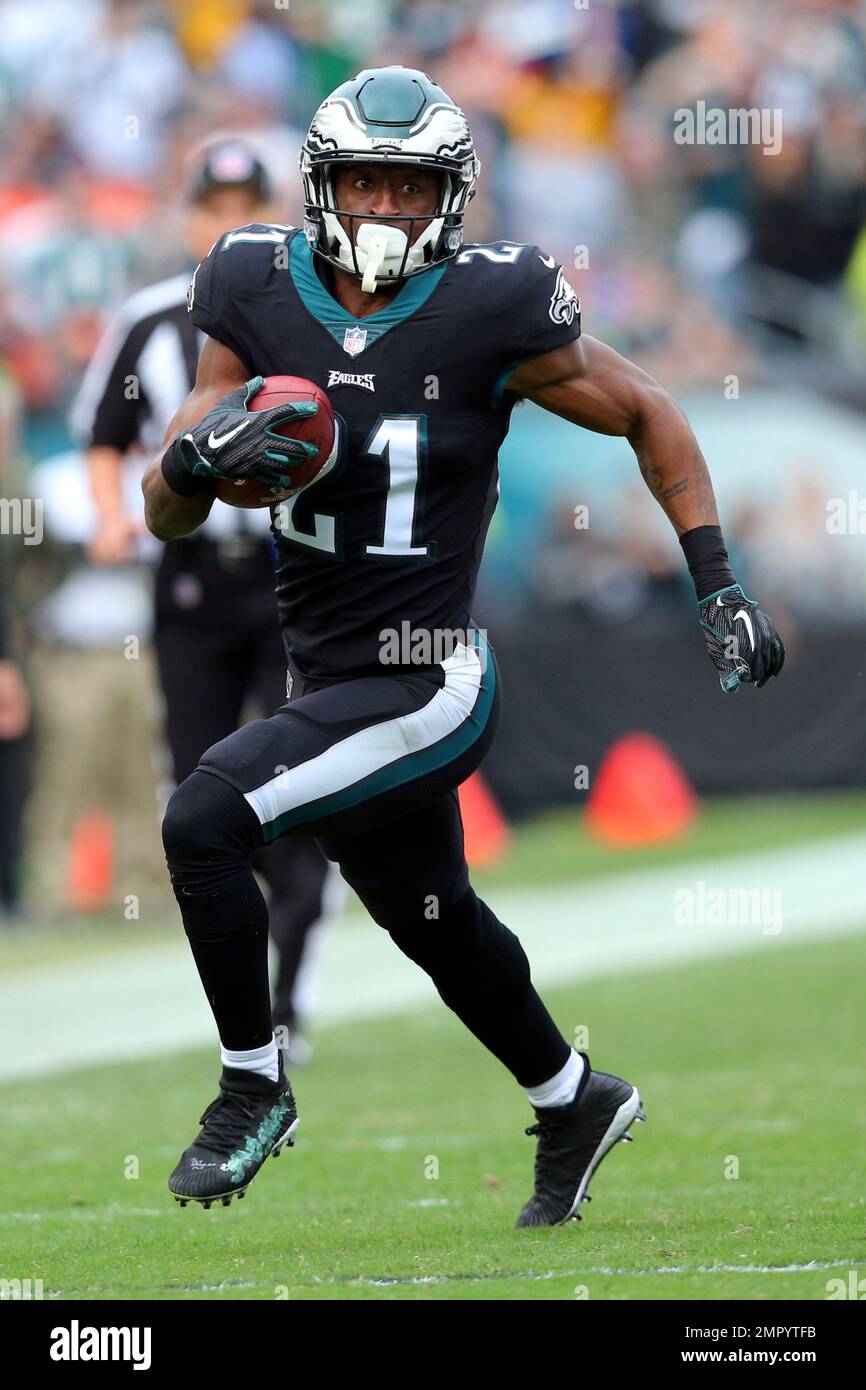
[300,66,481,292]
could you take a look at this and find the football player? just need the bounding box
[143,67,784,1225]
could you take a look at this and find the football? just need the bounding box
[213,375,336,508]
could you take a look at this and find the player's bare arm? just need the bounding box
[507,335,718,536]
[508,334,785,692]
[142,337,246,541]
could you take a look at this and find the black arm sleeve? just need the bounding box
[186,231,263,374]
[186,224,296,376]
[481,246,582,404]
[501,251,581,359]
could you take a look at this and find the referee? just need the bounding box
[71,142,335,1064]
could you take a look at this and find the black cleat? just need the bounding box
[169,1065,298,1207]
[516,1052,644,1228]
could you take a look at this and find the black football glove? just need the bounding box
[178,376,320,489]
[698,583,785,693]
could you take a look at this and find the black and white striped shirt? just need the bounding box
[70,273,271,540]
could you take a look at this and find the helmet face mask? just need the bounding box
[300,67,480,292]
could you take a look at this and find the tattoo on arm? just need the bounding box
[639,461,663,496]
[639,442,717,531]
[640,467,689,503]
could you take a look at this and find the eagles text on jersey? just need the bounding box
[187,224,581,683]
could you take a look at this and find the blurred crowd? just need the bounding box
[0,0,864,459]
[1,0,865,918]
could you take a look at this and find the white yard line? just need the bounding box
[3,831,865,1081]
[272,1257,866,1292]
[320,1257,866,1286]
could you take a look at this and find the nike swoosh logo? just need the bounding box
[538,253,556,268]
[733,609,754,650]
[208,418,252,450]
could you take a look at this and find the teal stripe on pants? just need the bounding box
[262,639,496,841]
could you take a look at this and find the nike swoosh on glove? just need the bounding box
[177,376,320,489]
[698,584,785,693]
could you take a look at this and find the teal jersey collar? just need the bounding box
[289,234,447,351]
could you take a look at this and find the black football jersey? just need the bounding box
[188,225,580,683]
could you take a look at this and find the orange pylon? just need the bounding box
[458,771,512,867]
[585,734,696,846]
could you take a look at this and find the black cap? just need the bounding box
[190,143,272,203]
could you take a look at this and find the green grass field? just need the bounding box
[3,793,865,1301]
[3,789,865,971]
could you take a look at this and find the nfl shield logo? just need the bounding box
[343,325,367,357]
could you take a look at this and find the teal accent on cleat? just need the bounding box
[169,1064,299,1207]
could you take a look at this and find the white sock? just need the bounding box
[220,1038,280,1084]
[524,1049,585,1109]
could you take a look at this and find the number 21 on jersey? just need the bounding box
[275,414,432,559]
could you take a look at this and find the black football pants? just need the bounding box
[161,635,570,1087]
[154,541,329,1030]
